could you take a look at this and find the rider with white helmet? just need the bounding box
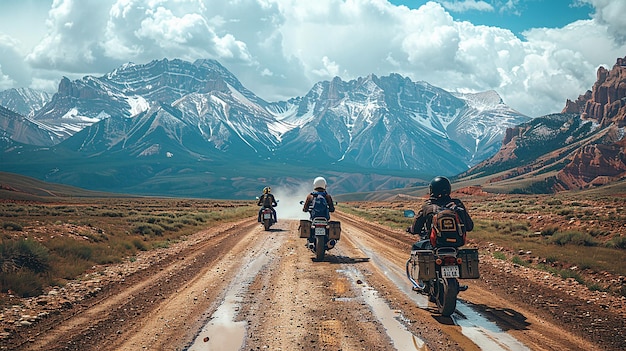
[302,176,335,217]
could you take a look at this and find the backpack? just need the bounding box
[262,194,273,207]
[309,191,330,219]
[429,202,465,248]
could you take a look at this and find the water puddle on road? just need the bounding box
[453,303,530,351]
[355,245,530,350]
[338,266,427,351]
[186,237,279,351]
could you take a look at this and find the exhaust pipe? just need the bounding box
[326,239,336,249]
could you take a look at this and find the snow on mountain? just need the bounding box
[1,58,532,197]
[0,88,51,117]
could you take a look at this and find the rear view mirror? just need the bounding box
[403,210,415,218]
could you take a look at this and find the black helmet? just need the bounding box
[429,176,451,198]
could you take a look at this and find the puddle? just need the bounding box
[186,238,279,351]
[350,240,530,350]
[339,267,426,351]
[453,304,531,351]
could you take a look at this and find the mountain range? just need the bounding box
[0,58,531,198]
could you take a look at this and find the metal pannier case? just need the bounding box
[329,221,341,240]
[458,248,480,279]
[416,250,436,280]
[299,219,311,238]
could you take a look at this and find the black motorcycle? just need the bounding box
[404,210,479,317]
[259,207,276,231]
[299,201,340,261]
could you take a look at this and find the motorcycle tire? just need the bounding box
[437,278,458,317]
[315,236,325,261]
[263,219,271,231]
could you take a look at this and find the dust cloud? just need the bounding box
[270,182,312,220]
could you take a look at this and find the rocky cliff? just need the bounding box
[556,56,626,190]
[563,56,626,127]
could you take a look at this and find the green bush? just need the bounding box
[511,256,528,266]
[548,231,598,247]
[132,239,148,251]
[605,236,626,250]
[2,222,23,231]
[0,270,44,297]
[540,226,559,236]
[0,238,50,273]
[133,223,164,236]
[493,251,506,260]
[47,239,93,261]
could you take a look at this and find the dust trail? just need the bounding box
[270,177,337,220]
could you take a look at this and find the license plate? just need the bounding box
[314,227,326,236]
[263,213,271,219]
[441,265,459,278]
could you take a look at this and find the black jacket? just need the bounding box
[408,195,473,237]
[258,193,277,208]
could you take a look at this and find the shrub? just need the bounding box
[0,270,44,297]
[546,255,559,264]
[540,226,559,236]
[132,239,148,251]
[133,223,164,236]
[2,222,23,231]
[0,238,50,273]
[511,256,528,266]
[493,251,506,260]
[605,236,626,250]
[548,231,598,247]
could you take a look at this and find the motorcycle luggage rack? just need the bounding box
[434,247,458,256]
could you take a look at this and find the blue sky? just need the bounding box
[0,0,625,117]
[390,0,594,36]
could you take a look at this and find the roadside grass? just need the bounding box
[0,198,256,299]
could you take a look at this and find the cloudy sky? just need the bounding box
[0,0,625,117]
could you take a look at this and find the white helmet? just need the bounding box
[313,177,327,190]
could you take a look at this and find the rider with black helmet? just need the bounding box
[407,176,473,250]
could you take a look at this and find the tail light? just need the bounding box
[443,256,457,265]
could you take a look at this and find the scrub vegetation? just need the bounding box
[0,198,256,298]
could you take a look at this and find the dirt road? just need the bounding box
[3,212,625,350]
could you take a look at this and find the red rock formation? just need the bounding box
[556,128,626,189]
[563,56,626,127]
[550,56,626,190]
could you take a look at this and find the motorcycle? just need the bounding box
[256,198,278,231]
[299,201,340,261]
[404,209,479,317]
[260,207,276,231]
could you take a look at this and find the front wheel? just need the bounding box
[436,278,458,317]
[315,236,325,261]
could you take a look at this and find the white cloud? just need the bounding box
[0,33,31,88]
[0,0,624,119]
[439,0,494,13]
[581,0,626,42]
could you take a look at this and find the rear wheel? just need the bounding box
[263,219,271,231]
[437,278,458,317]
[315,235,325,261]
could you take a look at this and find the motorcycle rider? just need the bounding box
[302,177,335,247]
[257,186,278,223]
[407,176,473,250]
[302,177,335,219]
